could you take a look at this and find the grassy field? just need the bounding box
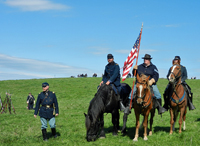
[0,77,199,146]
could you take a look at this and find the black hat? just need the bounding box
[42,82,49,87]
[142,54,152,59]
[174,56,181,60]
[107,54,113,59]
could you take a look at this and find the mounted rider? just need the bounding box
[126,54,166,115]
[163,56,195,111]
[100,54,125,111]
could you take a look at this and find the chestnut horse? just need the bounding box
[168,61,187,134]
[133,74,155,141]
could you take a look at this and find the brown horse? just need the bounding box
[168,61,187,134]
[133,74,155,141]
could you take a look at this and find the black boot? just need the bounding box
[155,98,167,115]
[187,94,195,110]
[162,94,169,111]
[51,128,57,138]
[42,129,48,141]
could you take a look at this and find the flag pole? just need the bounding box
[129,23,143,109]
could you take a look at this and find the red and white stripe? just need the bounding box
[122,47,138,81]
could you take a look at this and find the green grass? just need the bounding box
[0,77,199,146]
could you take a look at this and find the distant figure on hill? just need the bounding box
[27,93,35,110]
[34,82,59,141]
[93,73,97,77]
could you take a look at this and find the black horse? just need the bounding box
[84,83,131,141]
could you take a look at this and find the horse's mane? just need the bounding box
[87,84,112,125]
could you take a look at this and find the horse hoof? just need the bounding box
[133,138,138,141]
[179,131,182,134]
[144,137,148,141]
[99,137,105,139]
[149,131,152,136]
[169,132,173,135]
[118,130,121,132]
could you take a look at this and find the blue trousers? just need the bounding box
[129,84,161,99]
[40,117,56,130]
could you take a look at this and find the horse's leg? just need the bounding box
[143,111,150,141]
[183,105,187,131]
[172,109,178,132]
[169,108,174,134]
[179,105,186,133]
[149,109,155,136]
[99,113,106,139]
[112,109,119,136]
[133,112,140,141]
[121,113,128,134]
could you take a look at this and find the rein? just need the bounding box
[170,64,185,104]
[136,81,152,108]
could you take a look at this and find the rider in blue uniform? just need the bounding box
[163,56,195,111]
[127,54,166,114]
[100,54,125,111]
[34,82,59,141]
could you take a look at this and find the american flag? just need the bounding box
[122,27,143,81]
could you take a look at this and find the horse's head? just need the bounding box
[135,74,150,105]
[84,112,100,142]
[168,62,181,85]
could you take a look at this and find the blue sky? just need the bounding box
[0,0,199,80]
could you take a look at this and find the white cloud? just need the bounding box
[0,54,97,80]
[89,46,111,55]
[4,0,70,11]
[115,50,130,54]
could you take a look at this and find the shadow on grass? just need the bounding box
[37,131,61,140]
[195,118,200,122]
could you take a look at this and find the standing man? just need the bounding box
[163,56,195,111]
[100,54,125,111]
[34,82,59,141]
[127,54,166,114]
[27,93,35,110]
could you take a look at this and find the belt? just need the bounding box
[42,105,53,108]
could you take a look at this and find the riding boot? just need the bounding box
[42,129,48,141]
[187,93,195,110]
[51,128,57,138]
[155,98,167,115]
[162,94,169,111]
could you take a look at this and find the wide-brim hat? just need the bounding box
[142,54,152,59]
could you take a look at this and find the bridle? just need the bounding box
[169,64,185,104]
[136,81,152,108]
[169,64,182,86]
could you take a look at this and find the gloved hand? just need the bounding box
[148,78,155,86]
[133,65,138,70]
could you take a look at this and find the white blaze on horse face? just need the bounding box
[168,65,177,80]
[139,85,143,97]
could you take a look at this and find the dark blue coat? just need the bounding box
[133,62,159,85]
[167,65,187,82]
[102,61,121,87]
[34,91,59,119]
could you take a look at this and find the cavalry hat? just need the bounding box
[142,54,152,59]
[42,82,49,87]
[174,56,181,60]
[107,54,114,59]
